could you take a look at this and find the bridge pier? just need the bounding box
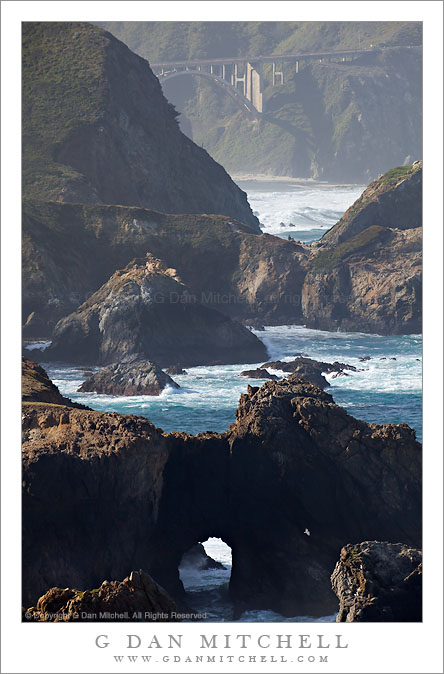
[246,62,264,113]
[272,62,284,86]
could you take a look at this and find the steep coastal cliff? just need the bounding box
[97,22,422,183]
[22,22,258,229]
[23,372,422,616]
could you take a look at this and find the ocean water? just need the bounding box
[236,181,365,242]
[29,182,421,623]
[42,326,422,441]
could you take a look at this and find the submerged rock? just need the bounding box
[78,360,179,396]
[24,569,178,622]
[331,541,422,622]
[46,254,267,367]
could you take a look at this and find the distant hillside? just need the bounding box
[95,22,422,182]
[95,21,422,62]
[22,22,259,228]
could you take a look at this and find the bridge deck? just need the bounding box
[151,45,420,68]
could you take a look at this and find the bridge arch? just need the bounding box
[160,70,260,117]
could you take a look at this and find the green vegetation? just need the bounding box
[312,225,387,271]
[379,163,420,186]
[95,21,422,62]
[22,22,109,199]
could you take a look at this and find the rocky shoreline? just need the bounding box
[22,362,422,619]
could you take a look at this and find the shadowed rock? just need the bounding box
[22,375,421,617]
[78,360,179,396]
[240,368,278,381]
[331,541,422,622]
[261,356,357,388]
[181,543,225,571]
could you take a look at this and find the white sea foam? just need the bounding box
[240,184,364,238]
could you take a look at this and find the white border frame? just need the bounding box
[2,2,443,673]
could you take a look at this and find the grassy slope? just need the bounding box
[22,22,110,200]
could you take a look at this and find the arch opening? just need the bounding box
[159,70,260,117]
[179,537,233,621]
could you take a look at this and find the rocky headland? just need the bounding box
[22,22,259,230]
[22,357,88,409]
[331,541,422,622]
[23,371,422,617]
[78,360,179,396]
[23,162,421,341]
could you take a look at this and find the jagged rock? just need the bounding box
[181,544,225,571]
[261,356,357,388]
[24,569,179,622]
[331,541,422,622]
[240,368,278,381]
[22,374,421,616]
[78,360,179,396]
[45,254,267,367]
[22,357,88,409]
[359,356,371,361]
[166,365,188,376]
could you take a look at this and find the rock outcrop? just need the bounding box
[22,375,422,616]
[24,569,178,622]
[22,357,87,409]
[22,22,259,230]
[181,544,225,571]
[331,541,422,622]
[240,368,278,381]
[45,254,267,367]
[78,360,179,396]
[22,200,308,336]
[261,356,357,388]
[303,226,422,334]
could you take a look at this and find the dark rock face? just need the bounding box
[261,356,357,389]
[22,23,259,231]
[181,544,225,571]
[45,254,267,367]
[166,365,187,376]
[22,357,88,409]
[22,201,308,336]
[22,376,421,617]
[24,570,178,622]
[78,360,179,396]
[240,368,278,381]
[331,541,422,622]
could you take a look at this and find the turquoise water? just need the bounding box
[42,325,422,442]
[29,182,421,622]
